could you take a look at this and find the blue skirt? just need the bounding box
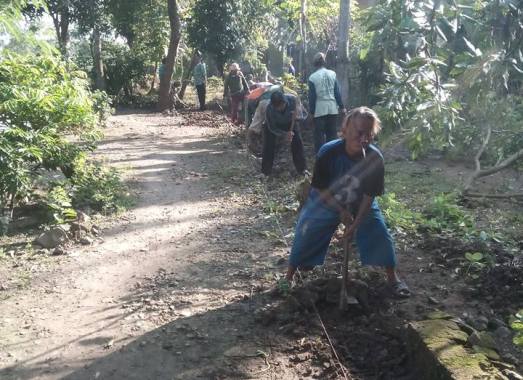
[289,190,397,268]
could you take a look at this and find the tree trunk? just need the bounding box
[92,26,106,91]
[297,0,307,80]
[336,0,350,108]
[148,62,158,95]
[48,0,70,57]
[178,54,198,100]
[158,0,182,111]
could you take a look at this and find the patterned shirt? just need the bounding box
[311,139,385,213]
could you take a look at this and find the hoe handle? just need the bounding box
[339,236,350,310]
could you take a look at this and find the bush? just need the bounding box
[378,192,424,232]
[423,192,474,233]
[70,156,131,213]
[0,52,111,219]
[44,184,77,224]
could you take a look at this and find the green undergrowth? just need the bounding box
[510,310,523,348]
[41,155,133,225]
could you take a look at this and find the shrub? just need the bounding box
[71,156,131,213]
[0,52,110,218]
[423,192,474,233]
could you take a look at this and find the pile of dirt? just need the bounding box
[256,276,415,379]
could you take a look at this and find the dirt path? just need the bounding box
[4,109,519,380]
[0,110,302,379]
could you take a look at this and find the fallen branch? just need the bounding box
[463,125,523,193]
[473,147,523,179]
[464,126,491,191]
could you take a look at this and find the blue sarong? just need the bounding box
[289,190,397,268]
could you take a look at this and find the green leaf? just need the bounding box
[465,252,483,262]
[462,37,482,57]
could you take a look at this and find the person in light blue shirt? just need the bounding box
[193,52,207,111]
[308,52,346,153]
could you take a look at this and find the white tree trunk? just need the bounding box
[298,0,307,79]
[336,0,350,108]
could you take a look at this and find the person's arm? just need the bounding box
[315,188,353,225]
[265,106,274,130]
[308,80,316,116]
[334,80,346,113]
[202,63,207,83]
[240,73,250,94]
[287,107,297,142]
[345,153,385,238]
[343,195,372,239]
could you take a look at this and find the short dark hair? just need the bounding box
[313,52,326,68]
[270,91,285,106]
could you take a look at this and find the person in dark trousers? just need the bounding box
[282,107,410,298]
[308,52,346,153]
[193,53,207,111]
[262,91,306,176]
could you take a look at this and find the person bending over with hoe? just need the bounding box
[283,106,410,298]
[262,91,307,177]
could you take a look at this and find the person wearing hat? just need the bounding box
[193,52,207,111]
[223,63,250,124]
[308,52,346,153]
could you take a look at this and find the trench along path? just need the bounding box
[0,109,318,379]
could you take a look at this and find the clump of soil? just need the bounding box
[256,275,415,379]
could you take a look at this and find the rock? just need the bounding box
[36,249,49,255]
[70,222,89,233]
[450,318,476,335]
[502,353,520,366]
[494,326,512,340]
[77,211,91,224]
[472,345,500,360]
[503,369,523,380]
[347,279,369,308]
[467,331,497,350]
[80,236,93,245]
[9,215,40,230]
[469,316,489,331]
[428,296,440,305]
[34,227,69,249]
[408,320,504,380]
[91,226,100,236]
[427,311,453,320]
[52,247,66,256]
[488,318,506,330]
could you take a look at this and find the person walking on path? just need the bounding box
[282,107,410,298]
[223,63,250,124]
[193,53,207,111]
[262,91,307,177]
[308,52,346,153]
